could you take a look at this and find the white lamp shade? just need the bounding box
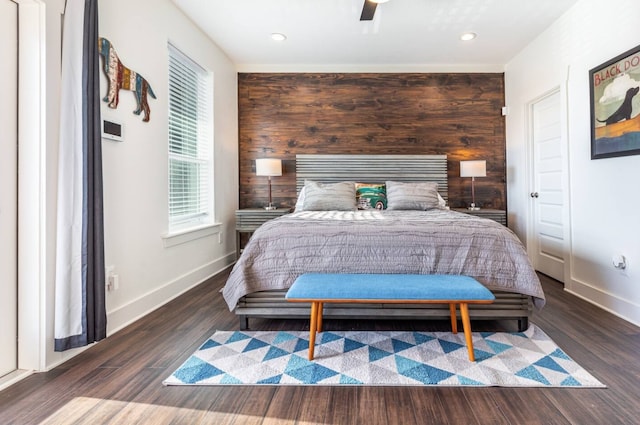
[255,158,282,177]
[460,160,486,178]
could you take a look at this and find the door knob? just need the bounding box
[530,192,539,198]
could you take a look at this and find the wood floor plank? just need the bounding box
[261,386,304,424]
[133,385,227,424]
[355,387,388,425]
[1,367,121,424]
[383,386,418,425]
[460,388,510,425]
[5,369,124,424]
[489,388,570,425]
[546,386,639,425]
[0,271,638,424]
[326,387,357,424]
[102,398,206,425]
[407,388,451,425]
[38,396,103,425]
[228,386,278,425]
[201,386,276,425]
[0,368,67,407]
[295,387,331,424]
[435,387,482,425]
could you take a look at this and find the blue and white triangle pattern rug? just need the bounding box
[163,325,604,387]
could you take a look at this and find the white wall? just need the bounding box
[505,0,640,325]
[98,0,238,332]
[40,0,238,370]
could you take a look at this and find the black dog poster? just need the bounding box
[590,44,640,159]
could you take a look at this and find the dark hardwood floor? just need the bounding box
[1,271,638,424]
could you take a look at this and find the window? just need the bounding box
[168,44,213,232]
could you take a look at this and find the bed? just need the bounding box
[223,154,544,331]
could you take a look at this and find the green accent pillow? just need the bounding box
[356,183,387,210]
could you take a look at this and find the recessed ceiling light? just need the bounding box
[271,33,287,42]
[460,32,477,41]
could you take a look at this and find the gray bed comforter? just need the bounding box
[222,209,545,310]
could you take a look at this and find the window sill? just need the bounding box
[162,222,221,248]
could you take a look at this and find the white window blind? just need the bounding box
[168,44,213,230]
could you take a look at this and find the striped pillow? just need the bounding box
[302,181,357,211]
[386,181,440,210]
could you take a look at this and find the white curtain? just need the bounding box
[55,0,106,351]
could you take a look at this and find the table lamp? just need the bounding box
[256,158,282,210]
[460,160,486,210]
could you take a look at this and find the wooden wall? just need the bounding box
[238,73,506,210]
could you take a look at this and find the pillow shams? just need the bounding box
[386,181,440,210]
[302,180,357,211]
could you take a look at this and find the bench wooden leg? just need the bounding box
[309,302,319,360]
[317,302,323,333]
[459,302,475,361]
[449,303,458,334]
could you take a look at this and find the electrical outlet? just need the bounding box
[612,255,627,270]
[106,265,116,291]
[107,274,119,291]
[218,232,223,244]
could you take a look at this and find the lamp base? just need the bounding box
[264,205,277,211]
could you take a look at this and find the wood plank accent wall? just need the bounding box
[238,73,506,210]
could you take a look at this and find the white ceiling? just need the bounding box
[172,0,579,72]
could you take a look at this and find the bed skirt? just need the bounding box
[235,290,532,332]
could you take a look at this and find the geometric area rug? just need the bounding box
[163,325,605,387]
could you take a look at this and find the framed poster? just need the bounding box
[589,44,640,159]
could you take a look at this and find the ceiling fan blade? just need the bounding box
[360,0,378,21]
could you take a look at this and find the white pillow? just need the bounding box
[302,180,358,211]
[294,186,306,211]
[386,181,440,210]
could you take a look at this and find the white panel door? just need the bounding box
[0,0,18,378]
[530,90,565,281]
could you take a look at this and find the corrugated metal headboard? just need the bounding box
[295,154,448,201]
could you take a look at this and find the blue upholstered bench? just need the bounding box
[285,273,495,361]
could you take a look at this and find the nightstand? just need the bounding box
[452,208,507,226]
[235,208,290,258]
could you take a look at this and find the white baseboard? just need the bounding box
[32,253,234,381]
[106,252,235,336]
[565,277,640,327]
